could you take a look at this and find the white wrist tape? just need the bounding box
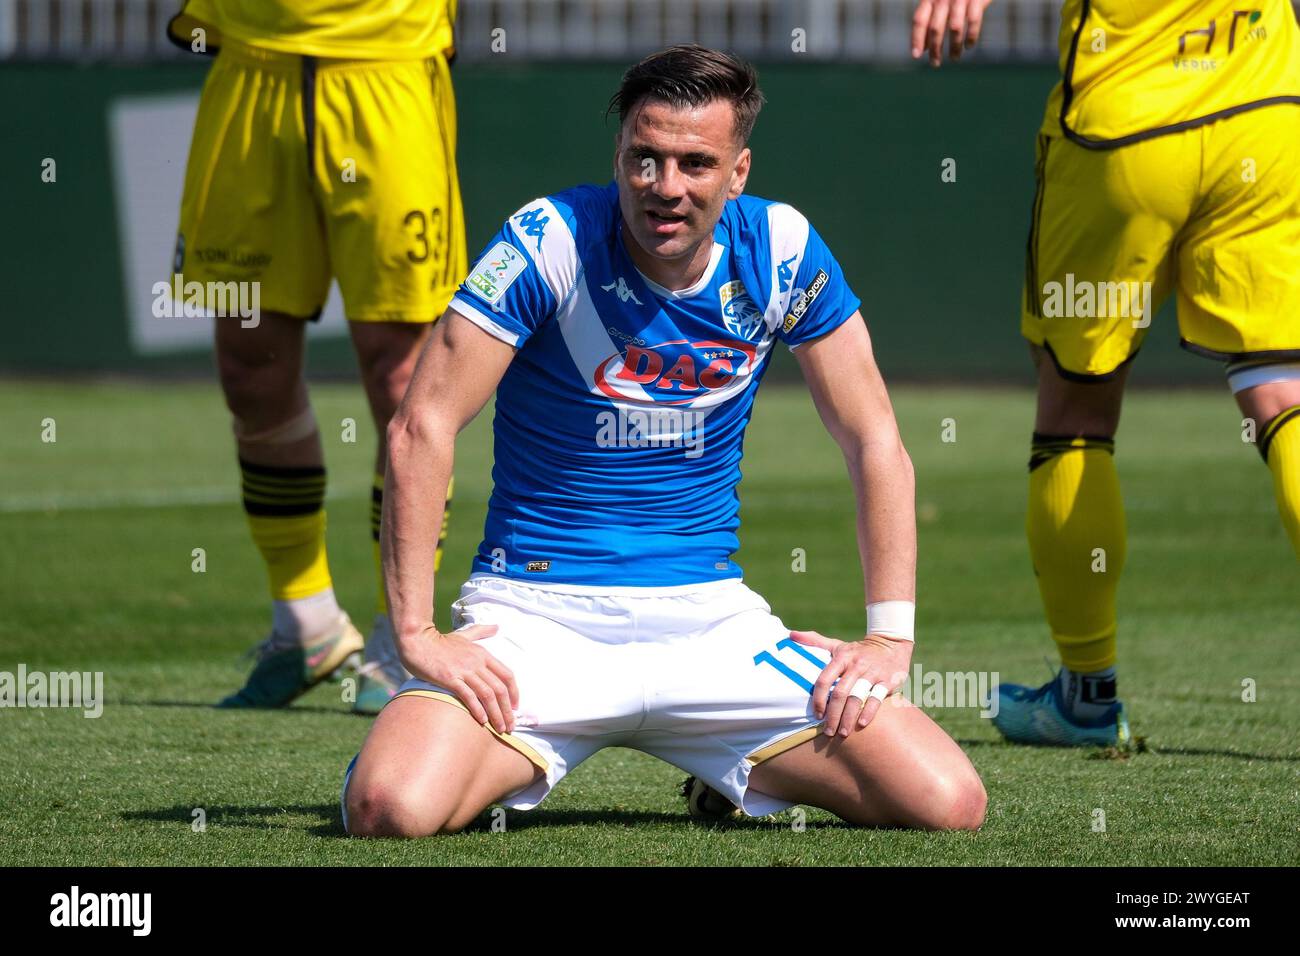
[867,601,915,642]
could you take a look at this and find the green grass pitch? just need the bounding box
[0,379,1295,866]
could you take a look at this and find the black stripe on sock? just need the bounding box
[238,458,326,480]
[1259,405,1300,462]
[1028,432,1115,472]
[239,459,326,517]
[243,500,325,518]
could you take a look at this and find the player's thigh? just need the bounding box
[1177,106,1300,363]
[1021,132,1183,381]
[1031,343,1132,438]
[748,697,986,831]
[178,45,330,319]
[314,57,466,323]
[1235,379,1300,430]
[345,694,540,837]
[213,312,311,418]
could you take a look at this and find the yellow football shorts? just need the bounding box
[176,38,466,322]
[1022,104,1300,378]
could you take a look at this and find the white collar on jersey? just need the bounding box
[631,241,727,301]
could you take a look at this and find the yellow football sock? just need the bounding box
[371,472,455,616]
[240,459,333,601]
[1260,406,1300,558]
[1026,434,1126,673]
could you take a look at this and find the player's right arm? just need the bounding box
[383,199,563,734]
[911,0,995,66]
[383,310,519,733]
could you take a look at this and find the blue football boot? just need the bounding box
[991,672,1130,748]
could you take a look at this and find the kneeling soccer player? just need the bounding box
[342,45,986,836]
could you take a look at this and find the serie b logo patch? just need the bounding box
[467,241,527,305]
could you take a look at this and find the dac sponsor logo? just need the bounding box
[593,338,757,405]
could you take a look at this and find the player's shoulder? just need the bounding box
[496,182,618,269]
[722,192,817,259]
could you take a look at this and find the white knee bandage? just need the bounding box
[1225,361,1300,395]
[232,406,319,445]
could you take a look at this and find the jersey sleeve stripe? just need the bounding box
[450,296,523,347]
[508,197,579,313]
[764,202,811,331]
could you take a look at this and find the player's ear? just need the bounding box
[728,146,751,200]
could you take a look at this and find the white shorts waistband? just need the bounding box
[462,572,747,599]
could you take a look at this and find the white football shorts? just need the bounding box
[371,573,833,817]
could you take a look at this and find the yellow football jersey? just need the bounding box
[1042,0,1300,146]
[168,0,456,60]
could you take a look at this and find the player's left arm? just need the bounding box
[791,311,917,736]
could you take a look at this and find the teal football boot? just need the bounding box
[218,613,364,709]
[352,614,410,715]
[991,672,1130,748]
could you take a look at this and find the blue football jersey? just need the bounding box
[451,181,860,586]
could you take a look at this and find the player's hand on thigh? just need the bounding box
[791,629,913,737]
[911,0,993,67]
[397,623,519,735]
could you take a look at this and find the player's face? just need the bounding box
[615,98,751,273]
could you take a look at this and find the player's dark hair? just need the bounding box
[608,44,765,146]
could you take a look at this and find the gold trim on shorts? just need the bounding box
[745,725,824,766]
[391,689,549,774]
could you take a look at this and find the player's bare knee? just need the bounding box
[215,350,302,420]
[345,778,451,839]
[915,771,987,832]
[943,774,987,831]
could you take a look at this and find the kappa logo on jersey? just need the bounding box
[602,276,643,305]
[719,280,764,341]
[777,255,797,294]
[513,207,550,252]
[594,338,757,406]
[466,241,527,305]
[783,268,829,334]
